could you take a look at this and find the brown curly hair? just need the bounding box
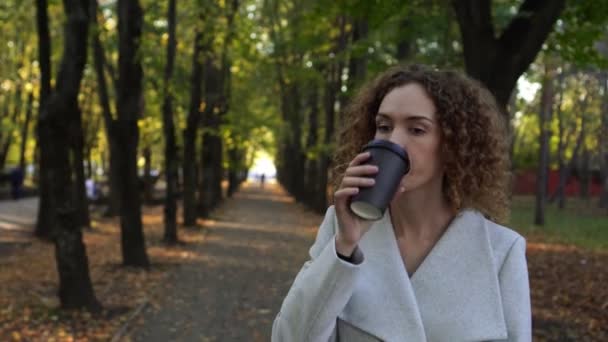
[331,64,511,223]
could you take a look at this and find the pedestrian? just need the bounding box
[260,173,266,188]
[272,64,530,341]
[9,167,24,200]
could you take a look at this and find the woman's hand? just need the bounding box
[333,151,378,256]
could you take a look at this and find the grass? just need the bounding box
[508,196,608,251]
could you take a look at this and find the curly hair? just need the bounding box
[331,64,511,223]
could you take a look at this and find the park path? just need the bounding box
[0,197,37,256]
[127,181,322,341]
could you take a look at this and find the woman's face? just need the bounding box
[374,83,444,195]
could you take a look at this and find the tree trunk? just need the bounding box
[35,0,53,240]
[198,125,223,217]
[7,82,24,168]
[452,0,565,112]
[550,86,589,208]
[45,0,100,311]
[182,28,204,227]
[396,18,411,62]
[71,104,91,228]
[6,83,24,168]
[598,72,608,209]
[19,91,34,171]
[534,64,555,226]
[90,0,120,216]
[348,17,368,92]
[227,145,244,197]
[117,0,149,268]
[198,1,238,215]
[304,85,319,208]
[198,60,223,218]
[143,146,153,204]
[0,106,18,170]
[287,84,305,201]
[319,63,338,212]
[162,0,178,243]
[579,147,590,199]
[556,87,566,208]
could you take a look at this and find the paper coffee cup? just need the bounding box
[349,139,410,220]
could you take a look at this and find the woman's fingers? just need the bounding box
[344,164,378,177]
[348,152,371,167]
[334,187,359,200]
[334,187,359,210]
[341,176,375,188]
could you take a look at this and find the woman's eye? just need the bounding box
[410,127,426,135]
[376,124,391,132]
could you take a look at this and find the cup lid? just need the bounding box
[362,139,409,164]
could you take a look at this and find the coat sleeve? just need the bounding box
[272,205,365,342]
[499,236,532,342]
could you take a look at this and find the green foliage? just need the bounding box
[551,0,608,68]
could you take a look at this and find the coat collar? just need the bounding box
[339,209,507,341]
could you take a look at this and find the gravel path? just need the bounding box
[128,182,322,341]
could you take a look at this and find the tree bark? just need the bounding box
[550,74,567,208]
[198,0,239,216]
[579,147,590,199]
[44,0,100,311]
[598,72,608,210]
[348,17,368,91]
[35,0,53,239]
[550,85,589,208]
[182,26,205,227]
[227,144,245,197]
[71,101,91,228]
[90,0,121,216]
[198,61,223,218]
[19,91,34,171]
[534,64,555,226]
[143,146,153,204]
[304,85,320,209]
[452,0,565,111]
[117,0,149,268]
[162,0,178,243]
[0,99,19,170]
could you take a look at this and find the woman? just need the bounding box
[272,64,531,342]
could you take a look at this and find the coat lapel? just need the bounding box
[338,209,507,342]
[338,210,427,342]
[409,209,508,341]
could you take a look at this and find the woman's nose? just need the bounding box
[388,131,408,150]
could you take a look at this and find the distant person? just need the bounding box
[9,167,24,200]
[85,178,99,201]
[272,64,531,341]
[260,173,266,189]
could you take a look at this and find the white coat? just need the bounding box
[272,206,531,341]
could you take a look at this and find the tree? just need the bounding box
[42,0,100,311]
[182,12,206,227]
[116,0,149,268]
[34,0,53,239]
[198,0,239,217]
[600,71,608,209]
[162,0,178,243]
[452,0,565,112]
[534,62,556,226]
[90,0,122,217]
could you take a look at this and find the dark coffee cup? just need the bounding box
[349,139,410,220]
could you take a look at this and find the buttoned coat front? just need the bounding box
[272,206,531,342]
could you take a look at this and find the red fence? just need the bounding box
[513,169,603,196]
